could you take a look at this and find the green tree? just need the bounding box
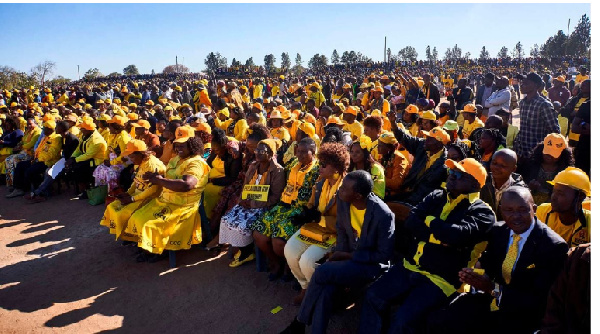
[425,45,432,62]
[0,66,36,90]
[386,48,392,63]
[331,49,340,65]
[107,72,121,78]
[540,30,568,57]
[398,46,418,62]
[566,14,591,56]
[264,54,276,74]
[231,58,242,67]
[47,75,71,86]
[497,46,509,58]
[512,41,524,59]
[83,68,103,80]
[308,54,328,71]
[432,47,438,63]
[530,44,541,57]
[245,57,255,68]
[479,46,490,60]
[123,64,139,76]
[281,52,291,71]
[204,52,227,72]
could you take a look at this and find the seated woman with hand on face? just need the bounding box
[123,126,209,263]
[100,139,166,243]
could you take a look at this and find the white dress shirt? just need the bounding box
[485,87,511,116]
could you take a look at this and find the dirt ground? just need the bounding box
[0,188,360,333]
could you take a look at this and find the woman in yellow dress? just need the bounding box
[203,128,243,223]
[100,139,166,242]
[4,117,41,191]
[124,126,210,262]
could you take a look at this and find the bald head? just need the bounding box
[492,148,517,165]
[502,186,535,206]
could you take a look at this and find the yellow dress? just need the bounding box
[125,155,209,254]
[203,156,226,219]
[100,155,166,240]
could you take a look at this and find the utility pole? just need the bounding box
[384,36,387,64]
[176,55,178,75]
[77,65,80,80]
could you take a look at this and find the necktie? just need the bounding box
[501,234,522,284]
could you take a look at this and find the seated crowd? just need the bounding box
[0,68,591,333]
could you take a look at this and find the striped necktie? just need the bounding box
[501,234,521,284]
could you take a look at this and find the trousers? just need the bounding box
[284,230,331,290]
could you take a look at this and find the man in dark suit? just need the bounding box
[281,170,395,334]
[428,186,568,334]
[359,158,495,334]
[422,73,441,107]
[475,72,498,106]
[389,116,449,206]
[452,78,474,110]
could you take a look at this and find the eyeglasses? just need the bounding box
[448,169,464,179]
[254,148,268,154]
[319,162,329,168]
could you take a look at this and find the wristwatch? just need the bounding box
[490,282,501,299]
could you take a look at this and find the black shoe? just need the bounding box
[147,253,167,263]
[135,253,149,263]
[280,318,305,334]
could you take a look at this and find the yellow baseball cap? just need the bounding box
[122,139,148,157]
[405,104,419,114]
[445,158,487,188]
[421,110,437,121]
[378,131,398,145]
[542,133,567,159]
[461,104,477,113]
[422,127,450,145]
[174,126,195,143]
[107,115,128,126]
[43,120,56,129]
[132,119,151,129]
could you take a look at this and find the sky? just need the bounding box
[0,3,591,80]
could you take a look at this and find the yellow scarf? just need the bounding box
[317,174,343,213]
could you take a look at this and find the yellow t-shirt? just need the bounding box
[343,121,364,141]
[537,203,591,247]
[350,204,366,238]
[271,127,291,142]
[575,74,589,84]
[208,156,226,179]
[461,117,484,139]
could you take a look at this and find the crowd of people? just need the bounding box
[0,60,591,333]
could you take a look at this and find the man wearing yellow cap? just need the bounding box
[390,112,449,205]
[342,106,364,141]
[308,83,325,108]
[7,120,62,199]
[367,86,390,114]
[547,75,571,107]
[459,104,484,140]
[360,158,495,334]
[66,118,108,198]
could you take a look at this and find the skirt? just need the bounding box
[248,203,303,240]
[124,197,203,254]
[219,205,267,247]
[5,153,31,187]
[100,197,149,240]
[203,182,224,219]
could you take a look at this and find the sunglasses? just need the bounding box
[448,169,465,179]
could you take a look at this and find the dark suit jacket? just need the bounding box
[335,193,395,266]
[475,84,498,106]
[393,128,448,205]
[423,83,441,107]
[479,220,568,329]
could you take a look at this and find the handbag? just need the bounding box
[299,222,335,242]
[86,185,108,206]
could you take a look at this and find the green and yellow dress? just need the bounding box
[249,159,320,240]
[124,154,209,254]
[100,154,166,240]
